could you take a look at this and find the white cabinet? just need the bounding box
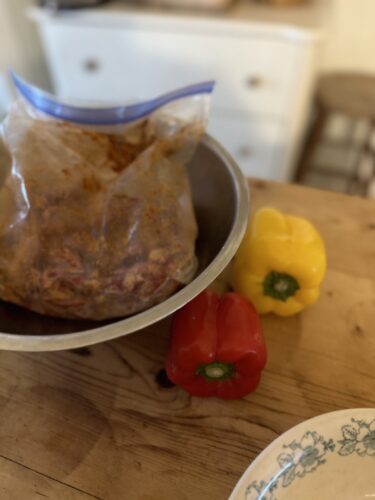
[42,24,297,119]
[208,112,282,179]
[30,3,322,181]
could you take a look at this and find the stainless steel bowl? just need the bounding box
[0,135,249,351]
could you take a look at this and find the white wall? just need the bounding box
[320,0,375,74]
[2,0,50,87]
[0,0,50,112]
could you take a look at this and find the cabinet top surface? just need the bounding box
[0,180,374,499]
[30,0,330,40]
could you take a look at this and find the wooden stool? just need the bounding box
[295,73,375,194]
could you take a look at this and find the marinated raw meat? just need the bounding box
[0,105,200,320]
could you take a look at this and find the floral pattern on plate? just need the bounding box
[233,412,375,500]
[338,418,375,457]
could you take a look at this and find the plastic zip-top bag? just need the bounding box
[0,74,214,320]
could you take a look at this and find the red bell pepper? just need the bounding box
[166,289,267,400]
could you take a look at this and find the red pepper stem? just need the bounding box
[197,361,235,381]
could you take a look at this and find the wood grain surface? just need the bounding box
[0,180,374,500]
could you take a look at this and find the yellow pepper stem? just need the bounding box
[263,271,300,302]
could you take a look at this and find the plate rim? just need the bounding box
[229,407,375,500]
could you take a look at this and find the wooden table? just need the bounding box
[0,180,374,500]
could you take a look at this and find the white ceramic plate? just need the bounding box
[230,409,375,500]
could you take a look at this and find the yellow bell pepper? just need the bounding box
[231,208,326,316]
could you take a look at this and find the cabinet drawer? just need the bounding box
[208,113,282,180]
[41,24,296,118]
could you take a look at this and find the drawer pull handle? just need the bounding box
[238,145,253,159]
[83,59,100,73]
[246,76,263,88]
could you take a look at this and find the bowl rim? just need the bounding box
[0,134,249,351]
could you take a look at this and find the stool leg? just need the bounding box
[347,120,374,195]
[295,105,328,183]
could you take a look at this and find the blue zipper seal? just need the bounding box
[11,72,215,126]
